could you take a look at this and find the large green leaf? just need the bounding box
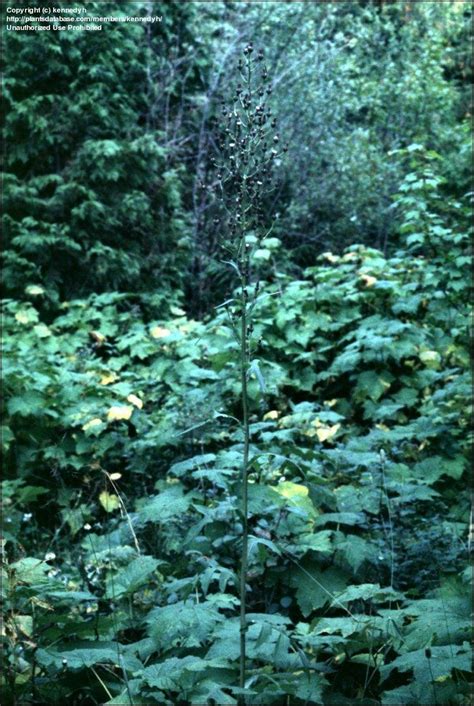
[136,485,192,524]
[36,642,142,672]
[380,643,471,684]
[290,562,348,616]
[147,600,222,650]
[105,555,163,598]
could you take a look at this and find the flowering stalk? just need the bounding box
[204,42,286,700]
[239,258,250,696]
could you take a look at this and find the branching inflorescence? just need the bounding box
[204,42,287,699]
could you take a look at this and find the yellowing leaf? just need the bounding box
[276,482,309,500]
[342,251,358,261]
[312,423,341,442]
[99,491,120,513]
[150,326,171,339]
[15,311,32,324]
[109,472,122,481]
[325,399,338,407]
[127,394,143,409]
[273,482,316,519]
[360,274,377,287]
[419,350,441,368]
[263,410,280,421]
[100,372,118,385]
[322,252,339,263]
[90,331,106,344]
[107,405,133,422]
[82,418,104,432]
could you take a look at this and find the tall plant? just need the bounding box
[204,42,286,700]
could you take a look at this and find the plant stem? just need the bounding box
[239,270,249,699]
[239,54,253,702]
[380,452,395,593]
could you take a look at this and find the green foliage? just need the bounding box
[1,4,472,705]
[2,155,470,700]
[2,1,212,300]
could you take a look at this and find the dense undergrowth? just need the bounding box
[2,2,472,704]
[2,155,472,704]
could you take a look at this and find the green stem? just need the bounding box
[239,55,253,703]
[239,271,249,699]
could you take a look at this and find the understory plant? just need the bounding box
[2,224,472,704]
[205,42,287,700]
